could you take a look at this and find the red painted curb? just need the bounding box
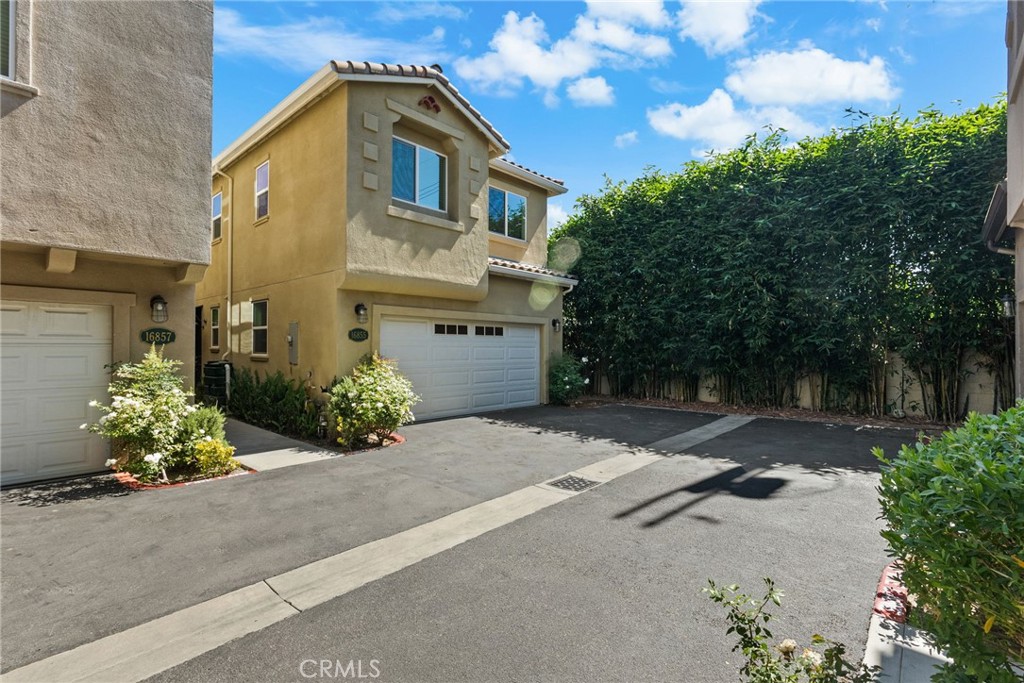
[112,468,251,491]
[873,562,910,623]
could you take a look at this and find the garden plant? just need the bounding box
[328,353,419,449]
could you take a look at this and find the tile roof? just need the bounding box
[331,60,510,151]
[495,158,565,187]
[488,256,576,281]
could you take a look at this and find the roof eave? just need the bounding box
[488,263,577,288]
[982,179,1009,245]
[490,158,568,196]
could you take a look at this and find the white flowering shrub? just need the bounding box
[706,578,877,683]
[328,353,419,448]
[547,354,589,405]
[84,346,236,483]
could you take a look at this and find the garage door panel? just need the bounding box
[380,317,541,420]
[1,300,111,485]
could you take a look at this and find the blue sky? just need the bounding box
[213,0,1007,226]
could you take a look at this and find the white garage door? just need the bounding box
[1,301,111,485]
[380,317,540,421]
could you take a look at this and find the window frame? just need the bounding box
[488,186,528,241]
[251,300,268,356]
[211,192,222,241]
[254,161,269,221]
[1,0,14,81]
[210,306,220,349]
[392,135,448,213]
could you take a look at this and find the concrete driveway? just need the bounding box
[0,404,922,681]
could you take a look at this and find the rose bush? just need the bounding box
[328,353,419,449]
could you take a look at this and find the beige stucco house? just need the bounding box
[0,0,213,484]
[198,61,574,420]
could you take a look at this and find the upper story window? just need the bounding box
[210,306,220,349]
[255,161,269,220]
[1,0,14,79]
[488,187,527,240]
[252,300,268,355]
[211,192,222,240]
[393,136,447,212]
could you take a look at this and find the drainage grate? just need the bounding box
[547,475,601,492]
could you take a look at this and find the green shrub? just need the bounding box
[328,353,419,448]
[178,405,226,444]
[706,578,877,682]
[193,439,239,477]
[228,368,321,439]
[875,402,1024,682]
[548,354,588,405]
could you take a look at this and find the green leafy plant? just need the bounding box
[228,368,321,439]
[178,405,227,445]
[548,354,589,405]
[554,102,1011,421]
[706,578,879,683]
[328,353,419,448]
[193,439,239,478]
[875,403,1024,681]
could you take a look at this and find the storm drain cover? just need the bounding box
[547,475,601,492]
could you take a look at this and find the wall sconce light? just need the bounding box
[354,303,369,324]
[552,318,562,333]
[1002,293,1016,319]
[150,295,169,323]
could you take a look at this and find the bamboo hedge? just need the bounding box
[552,102,1013,422]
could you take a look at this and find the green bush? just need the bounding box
[178,405,226,444]
[875,402,1024,681]
[706,578,877,682]
[193,439,239,477]
[228,368,321,439]
[328,353,419,448]
[548,354,588,405]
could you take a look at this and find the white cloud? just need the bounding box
[615,130,639,148]
[453,9,671,100]
[373,2,468,23]
[568,76,615,106]
[214,8,448,72]
[929,1,995,19]
[865,17,882,31]
[725,46,900,105]
[647,89,820,153]
[677,0,763,56]
[649,76,687,94]
[584,1,673,28]
[548,202,570,229]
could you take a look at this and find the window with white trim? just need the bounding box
[1,0,14,79]
[392,137,447,212]
[211,192,222,240]
[252,300,268,355]
[210,306,220,348]
[255,161,269,220]
[488,187,526,240]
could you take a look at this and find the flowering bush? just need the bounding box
[193,439,238,477]
[548,354,589,405]
[328,353,419,448]
[706,578,877,682]
[84,346,238,483]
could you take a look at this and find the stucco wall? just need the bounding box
[486,165,551,266]
[0,0,212,266]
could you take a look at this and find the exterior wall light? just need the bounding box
[150,295,169,323]
[355,303,369,324]
[552,319,561,332]
[1002,293,1016,319]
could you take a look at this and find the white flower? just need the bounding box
[376,402,383,408]
[777,639,798,656]
[99,415,110,426]
[581,357,588,363]
[88,400,100,408]
[800,649,823,667]
[204,436,213,441]
[104,458,117,468]
[584,378,590,385]
[143,453,163,464]
[79,423,88,430]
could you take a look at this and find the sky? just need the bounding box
[213,0,1008,227]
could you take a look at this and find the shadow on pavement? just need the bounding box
[0,474,133,507]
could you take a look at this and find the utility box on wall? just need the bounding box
[288,322,299,365]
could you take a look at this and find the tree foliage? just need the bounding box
[553,103,1012,420]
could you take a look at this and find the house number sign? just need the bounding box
[348,328,369,342]
[140,327,176,344]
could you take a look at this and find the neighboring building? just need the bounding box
[0,0,213,484]
[197,61,574,420]
[1009,1,1024,397]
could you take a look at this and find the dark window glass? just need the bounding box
[392,139,416,203]
[419,147,446,211]
[434,324,445,334]
[1,0,11,79]
[446,324,456,334]
[488,187,505,234]
[457,325,467,335]
[507,194,526,240]
[495,327,503,336]
[475,326,484,336]
[253,329,268,355]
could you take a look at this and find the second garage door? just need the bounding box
[379,317,540,421]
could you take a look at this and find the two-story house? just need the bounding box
[197,61,574,420]
[0,0,213,484]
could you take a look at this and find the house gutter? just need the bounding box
[212,167,234,360]
[488,263,577,293]
[982,180,1014,256]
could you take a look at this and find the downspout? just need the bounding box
[987,240,1015,256]
[212,167,234,361]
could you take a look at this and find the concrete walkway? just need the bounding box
[864,615,951,682]
[226,419,338,472]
